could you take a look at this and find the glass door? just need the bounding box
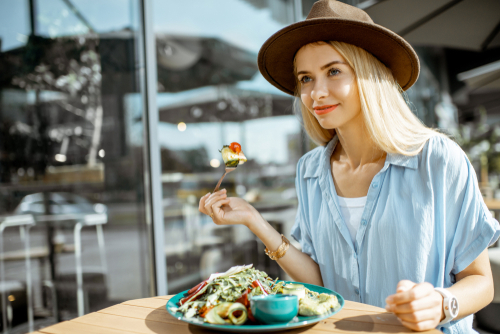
[0,0,156,330]
[152,0,313,293]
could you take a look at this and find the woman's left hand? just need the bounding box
[385,280,444,332]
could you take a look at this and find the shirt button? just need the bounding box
[372,183,378,188]
[361,219,367,226]
[355,288,360,295]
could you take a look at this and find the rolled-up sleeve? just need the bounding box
[290,157,318,263]
[444,142,500,275]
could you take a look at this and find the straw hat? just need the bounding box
[257,0,420,95]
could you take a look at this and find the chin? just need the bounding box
[316,117,343,130]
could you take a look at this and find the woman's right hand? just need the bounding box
[199,189,324,287]
[199,189,259,227]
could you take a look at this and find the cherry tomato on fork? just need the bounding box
[229,142,241,153]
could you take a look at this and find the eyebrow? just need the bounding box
[297,60,347,76]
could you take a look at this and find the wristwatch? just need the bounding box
[434,288,459,325]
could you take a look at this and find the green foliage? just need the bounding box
[454,105,500,173]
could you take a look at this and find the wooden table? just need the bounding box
[30,295,441,334]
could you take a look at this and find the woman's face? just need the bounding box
[295,42,361,130]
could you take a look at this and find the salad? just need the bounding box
[170,264,283,325]
[169,264,340,326]
[220,142,247,167]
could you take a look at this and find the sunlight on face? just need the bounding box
[295,42,361,130]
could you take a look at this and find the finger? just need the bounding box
[400,319,438,332]
[388,293,441,314]
[211,188,227,196]
[211,199,231,222]
[204,191,227,206]
[199,193,211,213]
[397,280,415,293]
[204,192,228,211]
[203,197,226,218]
[395,308,440,323]
[388,282,434,305]
[206,188,225,197]
[386,280,415,305]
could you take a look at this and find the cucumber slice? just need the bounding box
[205,306,226,324]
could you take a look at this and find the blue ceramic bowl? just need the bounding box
[250,294,299,324]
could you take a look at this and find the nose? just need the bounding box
[310,77,328,102]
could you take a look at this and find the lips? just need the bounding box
[314,104,338,115]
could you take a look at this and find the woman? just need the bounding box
[199,1,500,332]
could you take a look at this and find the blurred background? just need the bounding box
[0,0,499,333]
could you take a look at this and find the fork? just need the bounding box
[213,166,237,193]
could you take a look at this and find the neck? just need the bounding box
[334,113,385,168]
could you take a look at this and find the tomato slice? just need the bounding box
[235,288,256,322]
[251,280,269,295]
[179,281,208,305]
[187,279,208,295]
[229,142,241,153]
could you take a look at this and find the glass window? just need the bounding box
[0,0,153,330]
[153,0,311,293]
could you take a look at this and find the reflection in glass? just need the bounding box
[153,0,312,293]
[0,0,152,331]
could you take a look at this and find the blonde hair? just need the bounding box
[293,41,445,156]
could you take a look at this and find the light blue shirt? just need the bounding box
[291,135,500,334]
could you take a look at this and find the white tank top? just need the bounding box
[337,196,367,245]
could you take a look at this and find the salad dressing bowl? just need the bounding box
[250,294,299,324]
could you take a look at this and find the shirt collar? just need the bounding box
[315,135,419,176]
[385,152,419,169]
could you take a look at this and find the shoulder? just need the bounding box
[422,135,467,166]
[420,135,470,181]
[297,145,324,178]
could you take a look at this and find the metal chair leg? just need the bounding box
[95,225,107,277]
[0,215,35,333]
[42,280,57,320]
[0,226,8,333]
[74,222,84,317]
[21,226,34,333]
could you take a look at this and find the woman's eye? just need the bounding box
[300,76,311,84]
[329,68,340,76]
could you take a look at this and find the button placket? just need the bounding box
[321,173,355,252]
[355,171,388,252]
[351,250,361,301]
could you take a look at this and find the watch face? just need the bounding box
[450,297,459,317]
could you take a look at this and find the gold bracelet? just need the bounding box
[265,234,290,260]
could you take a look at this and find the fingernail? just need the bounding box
[385,304,391,311]
[386,297,393,303]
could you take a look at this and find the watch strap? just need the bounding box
[434,287,459,325]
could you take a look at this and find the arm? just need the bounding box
[385,249,494,331]
[385,139,498,331]
[450,248,494,319]
[199,189,323,286]
[247,211,324,286]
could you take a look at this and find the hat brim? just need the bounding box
[258,18,420,95]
